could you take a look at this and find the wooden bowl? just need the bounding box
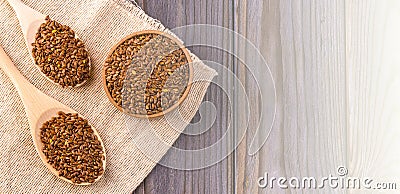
[102,30,193,119]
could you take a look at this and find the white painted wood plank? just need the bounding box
[236,0,347,193]
[346,0,400,193]
[276,0,347,193]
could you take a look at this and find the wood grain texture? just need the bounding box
[234,0,348,193]
[346,0,400,193]
[133,0,400,193]
[134,0,234,193]
[233,0,263,193]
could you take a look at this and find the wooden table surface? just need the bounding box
[133,0,400,193]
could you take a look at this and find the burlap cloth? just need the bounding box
[0,0,217,193]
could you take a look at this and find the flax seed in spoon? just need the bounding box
[31,16,90,87]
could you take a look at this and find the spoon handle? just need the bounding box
[0,46,33,92]
[7,0,46,50]
[6,0,23,8]
[0,46,51,117]
[7,0,39,16]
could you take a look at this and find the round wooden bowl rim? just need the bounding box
[102,30,194,119]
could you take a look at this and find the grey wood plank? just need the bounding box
[132,182,144,194]
[134,0,234,193]
[253,1,287,193]
[232,1,289,193]
[233,0,264,193]
[133,1,400,194]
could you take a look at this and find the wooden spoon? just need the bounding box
[0,46,106,185]
[7,0,91,87]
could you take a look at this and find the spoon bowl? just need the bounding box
[34,108,106,186]
[0,46,105,185]
[7,0,91,87]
